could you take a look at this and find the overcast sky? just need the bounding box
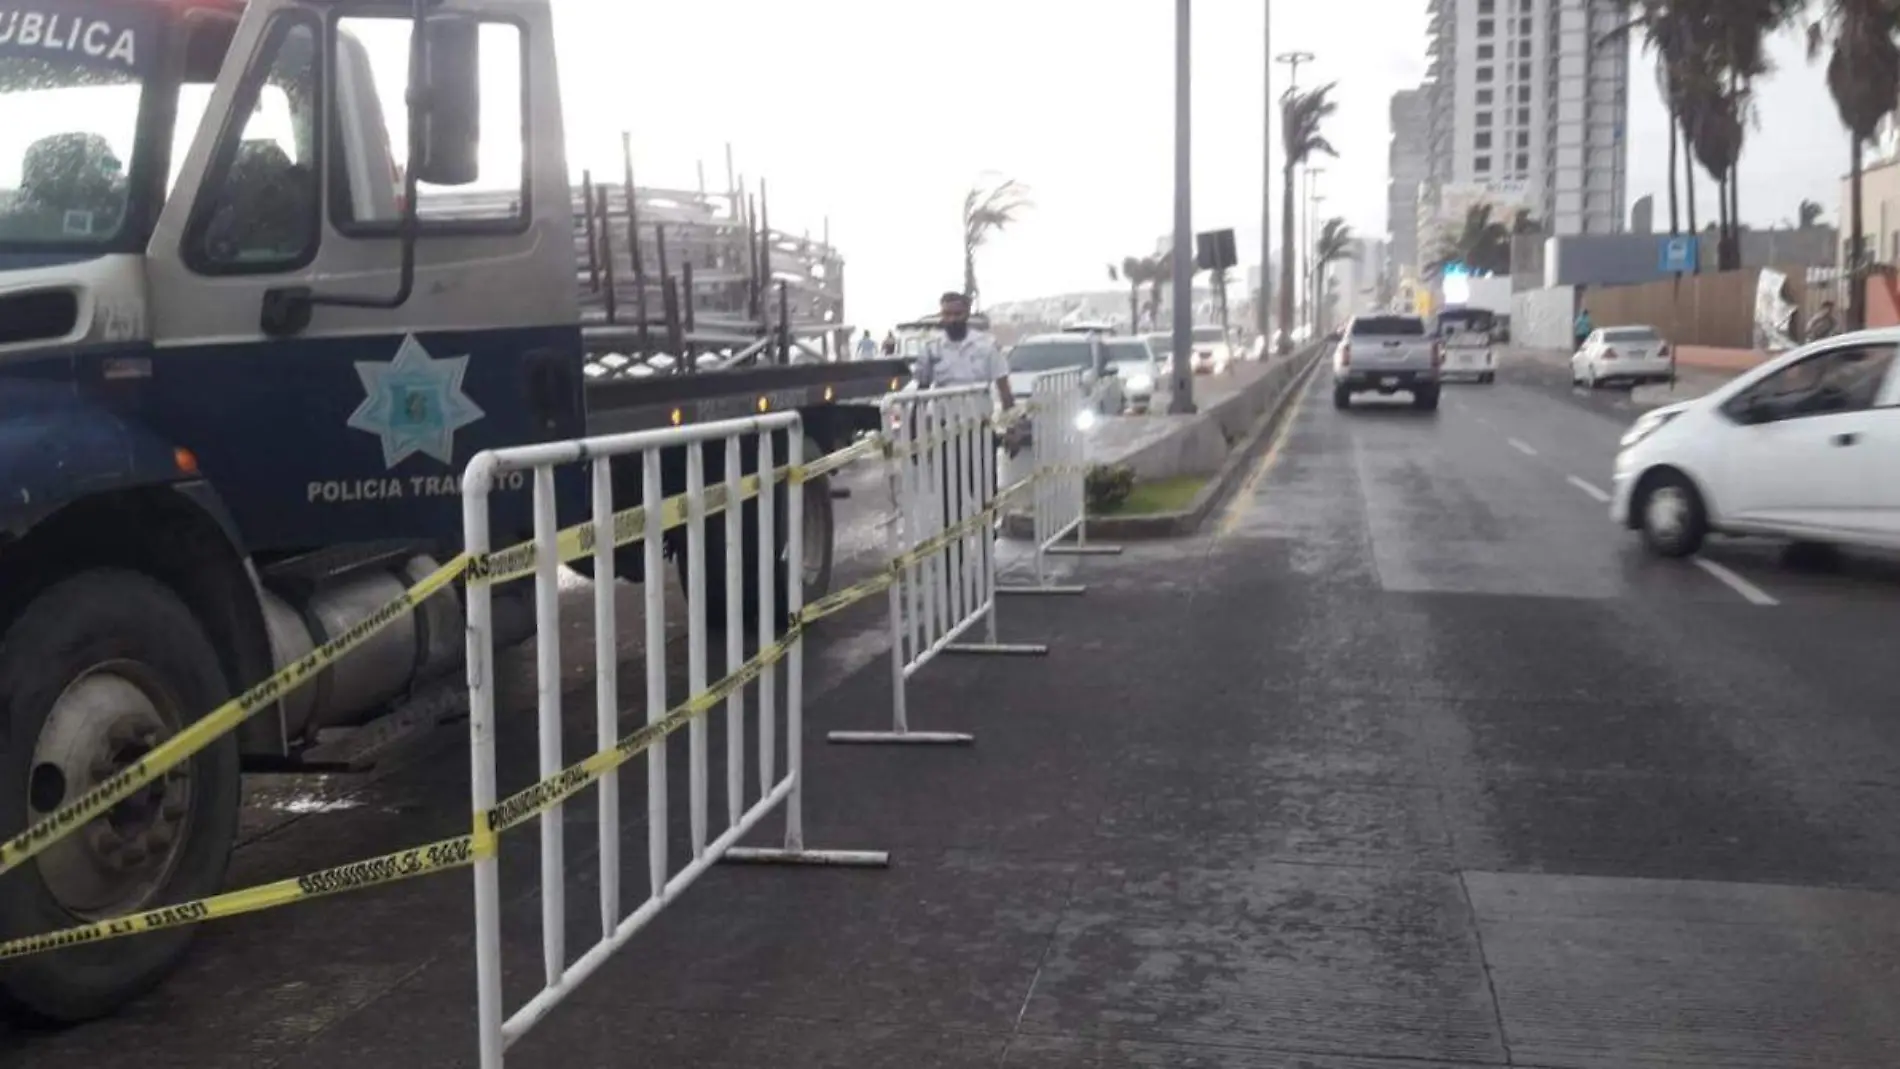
[583,1,1851,333]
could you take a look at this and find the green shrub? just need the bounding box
[1085,464,1136,512]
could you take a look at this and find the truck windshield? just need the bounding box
[0,6,153,249]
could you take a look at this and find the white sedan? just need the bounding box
[1611,330,1900,557]
[1573,325,1675,389]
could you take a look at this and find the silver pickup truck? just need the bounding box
[1333,314,1443,411]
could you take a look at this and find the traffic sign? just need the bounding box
[1659,235,1698,273]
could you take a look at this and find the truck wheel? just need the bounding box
[1413,387,1440,411]
[1333,385,1351,410]
[0,571,240,1025]
[691,433,834,635]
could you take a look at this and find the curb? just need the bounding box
[1082,345,1325,540]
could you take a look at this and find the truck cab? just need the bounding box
[0,0,613,1022]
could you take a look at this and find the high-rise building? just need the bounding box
[1386,90,1431,295]
[1415,0,1629,256]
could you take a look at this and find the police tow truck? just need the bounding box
[0,0,905,1022]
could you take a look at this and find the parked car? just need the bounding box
[1333,314,1442,411]
[1101,336,1163,412]
[1572,325,1675,389]
[1611,330,1900,557]
[1004,334,1125,415]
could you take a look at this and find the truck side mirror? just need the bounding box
[417,16,481,187]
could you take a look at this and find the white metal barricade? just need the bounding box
[1000,367,1121,597]
[828,385,1046,746]
[461,413,887,1069]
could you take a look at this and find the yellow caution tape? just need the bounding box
[0,556,471,879]
[0,412,1057,895]
[0,831,489,960]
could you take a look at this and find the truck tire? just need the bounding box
[0,570,240,1025]
[1413,386,1440,411]
[690,433,834,635]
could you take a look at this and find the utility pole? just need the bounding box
[1303,168,1324,337]
[1309,189,1327,336]
[1258,1,1272,344]
[1169,0,1196,415]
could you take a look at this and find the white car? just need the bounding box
[1100,336,1163,412]
[1573,325,1675,389]
[1611,330,1900,557]
[1004,334,1124,415]
[1189,325,1235,376]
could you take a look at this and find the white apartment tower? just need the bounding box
[1419,0,1629,246]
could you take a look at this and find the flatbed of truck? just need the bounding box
[582,358,912,434]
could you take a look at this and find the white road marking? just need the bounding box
[1693,556,1780,606]
[1507,437,1538,457]
[1566,475,1611,502]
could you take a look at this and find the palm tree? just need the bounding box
[1110,256,1160,331]
[1602,2,1695,236]
[1425,203,1515,278]
[1799,198,1826,228]
[1278,83,1339,353]
[961,175,1031,307]
[1809,0,1900,330]
[1148,250,1172,326]
[1312,218,1355,335]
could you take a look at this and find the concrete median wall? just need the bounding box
[1112,355,1310,482]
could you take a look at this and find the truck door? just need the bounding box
[140,0,581,553]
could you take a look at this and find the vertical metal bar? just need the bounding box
[961,394,981,617]
[756,431,777,792]
[980,403,1001,644]
[580,170,599,292]
[902,404,924,662]
[918,401,940,648]
[462,470,504,1069]
[723,436,745,822]
[946,400,965,629]
[778,281,791,366]
[686,444,710,857]
[591,456,621,937]
[745,193,760,322]
[884,400,910,734]
[597,186,619,329]
[642,450,668,898]
[682,261,698,357]
[782,427,807,851]
[623,133,648,353]
[532,467,564,986]
[663,278,684,361]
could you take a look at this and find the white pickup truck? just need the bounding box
[1434,306,1498,384]
[1333,314,1443,411]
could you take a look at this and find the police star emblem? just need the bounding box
[347,335,486,468]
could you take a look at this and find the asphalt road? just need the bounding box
[9,350,1900,1067]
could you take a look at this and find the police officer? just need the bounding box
[917,291,1015,406]
[912,291,1019,584]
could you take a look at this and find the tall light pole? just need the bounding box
[1309,190,1328,335]
[1170,0,1196,414]
[1258,2,1272,343]
[1303,167,1325,335]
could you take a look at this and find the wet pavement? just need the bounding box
[9,354,1900,1067]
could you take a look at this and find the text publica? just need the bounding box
[308,472,526,504]
[0,10,140,68]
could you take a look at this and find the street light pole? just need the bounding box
[1170,0,1196,414]
[1310,190,1328,336]
[1258,1,1272,343]
[1303,168,1324,335]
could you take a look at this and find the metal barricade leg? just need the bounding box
[946,395,1049,659]
[462,464,505,1069]
[832,388,1040,747]
[729,428,893,859]
[998,372,1091,594]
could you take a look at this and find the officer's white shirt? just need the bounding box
[918,330,1006,387]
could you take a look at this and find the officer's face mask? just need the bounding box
[943,319,969,341]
